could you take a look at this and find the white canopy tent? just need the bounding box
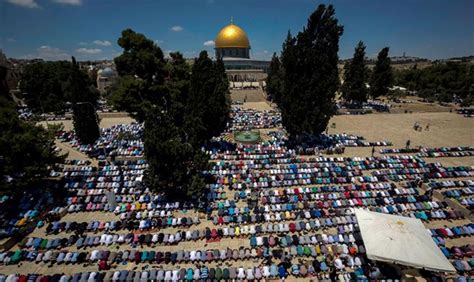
[355,209,456,273]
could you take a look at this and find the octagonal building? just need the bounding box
[215,23,250,59]
[213,20,270,83]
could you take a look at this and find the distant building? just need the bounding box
[96,67,117,94]
[214,21,270,83]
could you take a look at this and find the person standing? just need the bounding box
[425,186,433,199]
[371,146,375,157]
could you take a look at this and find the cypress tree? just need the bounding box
[341,41,368,103]
[111,30,229,201]
[370,47,393,98]
[65,56,100,145]
[209,57,231,137]
[143,107,209,200]
[279,5,343,137]
[266,53,282,103]
[186,51,230,146]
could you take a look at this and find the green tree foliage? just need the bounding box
[110,29,167,123]
[341,41,368,103]
[186,51,230,146]
[64,57,100,145]
[208,57,231,137]
[72,103,100,145]
[266,53,283,103]
[394,62,473,104]
[108,76,148,122]
[20,61,73,113]
[278,5,343,137]
[0,70,64,194]
[111,29,229,201]
[0,64,9,99]
[163,52,191,130]
[20,58,100,122]
[115,28,166,83]
[369,47,393,98]
[143,107,210,199]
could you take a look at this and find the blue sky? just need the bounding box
[0,0,473,61]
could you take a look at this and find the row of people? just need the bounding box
[0,262,381,282]
[440,244,474,258]
[380,146,472,154]
[0,243,365,267]
[210,155,426,172]
[430,224,474,239]
[212,206,462,226]
[24,222,360,251]
[428,180,474,189]
[46,217,201,234]
[57,123,144,158]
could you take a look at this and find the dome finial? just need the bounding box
[230,16,233,25]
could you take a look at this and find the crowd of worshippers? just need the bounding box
[456,108,474,117]
[0,185,57,240]
[1,106,472,281]
[429,180,474,210]
[337,100,391,112]
[430,224,474,270]
[203,137,471,279]
[1,218,407,281]
[282,133,392,155]
[4,230,368,267]
[0,261,403,282]
[380,146,474,158]
[229,107,282,131]
[209,157,471,190]
[18,110,70,121]
[57,123,144,159]
[442,191,473,210]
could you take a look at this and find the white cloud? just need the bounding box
[203,40,215,47]
[253,50,273,61]
[51,0,82,5]
[21,45,70,61]
[76,48,102,54]
[6,0,40,8]
[154,40,164,45]
[93,40,111,46]
[163,50,174,58]
[38,46,70,60]
[112,51,122,58]
[182,51,198,58]
[6,38,16,43]
[170,26,183,32]
[79,42,88,46]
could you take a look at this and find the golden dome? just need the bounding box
[215,23,250,49]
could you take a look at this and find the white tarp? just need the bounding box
[355,209,456,273]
